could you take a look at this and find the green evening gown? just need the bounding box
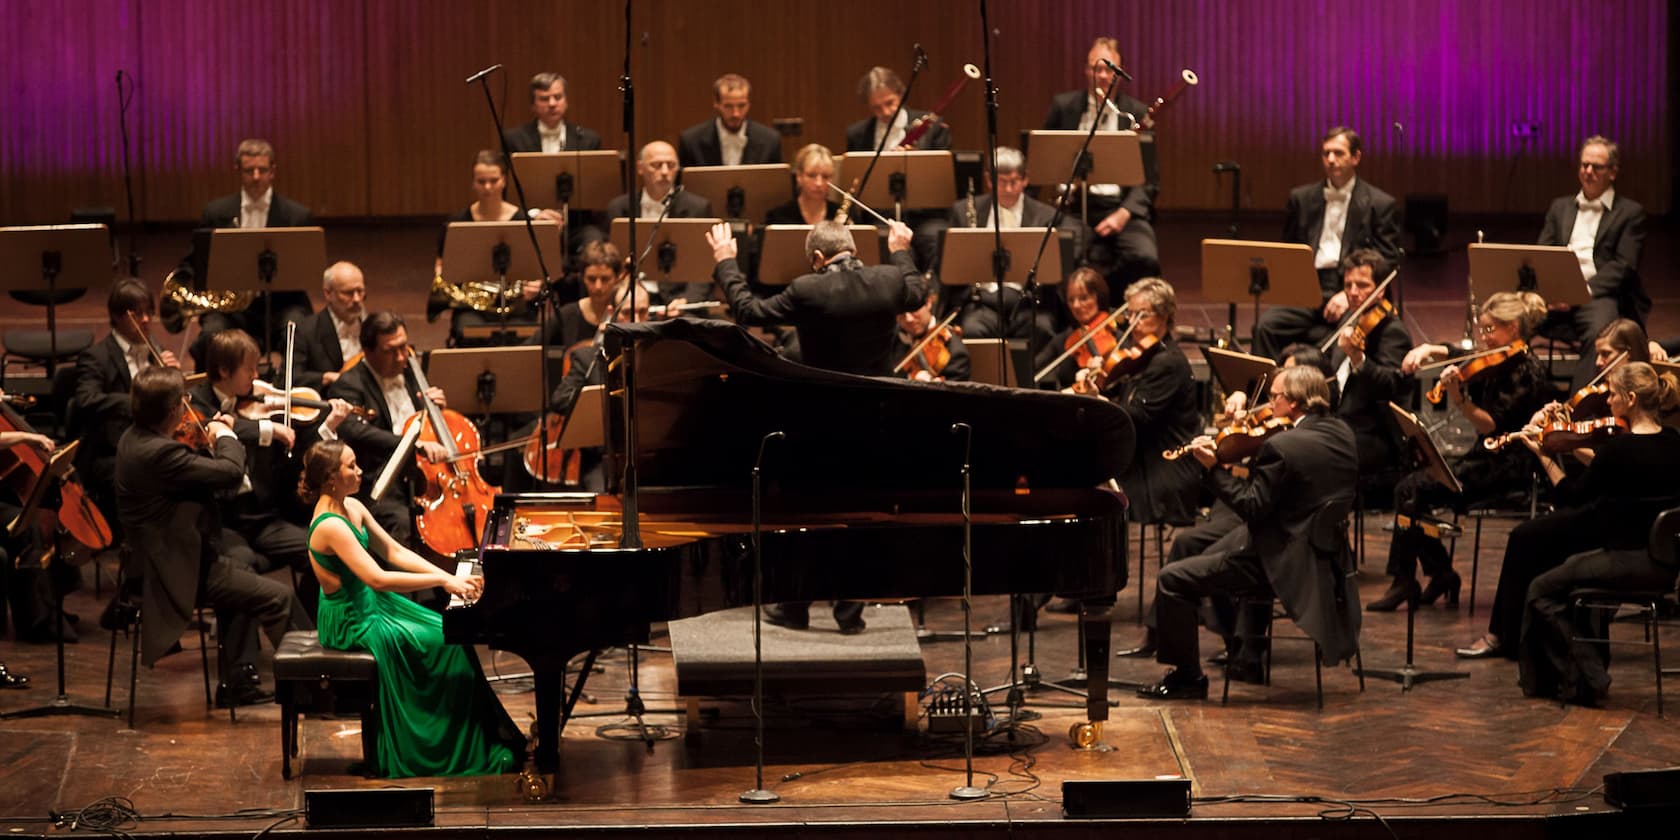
[308,512,517,778]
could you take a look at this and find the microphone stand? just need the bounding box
[469,62,558,481]
[617,0,643,551]
[948,422,987,802]
[1213,161,1242,347]
[117,70,141,277]
[978,0,1015,388]
[741,431,785,805]
[1020,76,1126,389]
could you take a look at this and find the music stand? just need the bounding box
[1389,401,1463,495]
[558,384,605,449]
[205,227,327,360]
[442,221,564,338]
[1203,346,1277,399]
[0,224,112,372]
[681,164,792,223]
[940,228,1065,286]
[425,346,543,417]
[1201,239,1321,348]
[966,338,1032,388]
[835,151,956,217]
[512,151,625,212]
[608,218,722,299]
[0,441,121,721]
[753,224,883,286]
[1466,243,1588,307]
[1023,130,1144,188]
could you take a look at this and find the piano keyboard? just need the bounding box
[447,555,482,609]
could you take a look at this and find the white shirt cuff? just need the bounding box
[257,419,274,447]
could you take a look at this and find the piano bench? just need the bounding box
[273,630,379,779]
[670,605,926,738]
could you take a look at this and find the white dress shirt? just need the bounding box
[212,384,274,447]
[240,187,273,229]
[112,332,148,378]
[1315,178,1356,270]
[380,373,418,431]
[872,110,910,151]
[638,189,670,220]
[329,309,363,362]
[538,121,567,154]
[1567,187,1614,284]
[716,118,747,167]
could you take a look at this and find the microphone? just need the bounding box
[464,63,502,84]
[1213,161,1240,173]
[1099,57,1133,82]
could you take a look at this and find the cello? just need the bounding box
[402,352,499,556]
[0,399,113,557]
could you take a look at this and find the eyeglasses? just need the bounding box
[1477,323,1500,335]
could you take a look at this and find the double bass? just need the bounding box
[403,353,498,556]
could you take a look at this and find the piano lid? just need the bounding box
[600,319,1135,493]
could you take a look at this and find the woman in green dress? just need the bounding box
[299,440,518,778]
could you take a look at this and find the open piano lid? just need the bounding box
[599,319,1135,494]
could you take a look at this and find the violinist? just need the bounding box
[193,329,356,617]
[1035,268,1112,390]
[324,311,450,548]
[115,366,310,708]
[1533,318,1650,427]
[1136,366,1361,700]
[434,151,548,347]
[845,67,951,153]
[1104,278,1202,528]
[1325,249,1413,504]
[289,261,367,391]
[71,277,178,525]
[1373,291,1553,612]
[1459,361,1680,665]
[1043,37,1159,286]
[891,289,969,382]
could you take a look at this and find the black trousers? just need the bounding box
[1141,503,1243,631]
[224,515,317,620]
[1154,534,1273,678]
[1518,548,1676,704]
[1484,509,1599,654]
[201,556,311,678]
[1386,456,1530,580]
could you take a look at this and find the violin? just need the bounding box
[173,400,213,450]
[1424,340,1529,404]
[1319,268,1398,355]
[1076,334,1161,395]
[1034,309,1124,384]
[1341,298,1396,353]
[1483,416,1629,455]
[892,309,963,381]
[1162,413,1297,464]
[1553,350,1628,422]
[403,352,500,557]
[0,401,113,555]
[237,381,375,424]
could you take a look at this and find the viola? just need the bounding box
[1425,340,1529,404]
[1066,311,1121,370]
[404,352,500,557]
[1483,416,1629,455]
[1077,334,1161,395]
[0,401,112,553]
[1163,413,1297,464]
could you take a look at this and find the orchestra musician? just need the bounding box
[1101,278,1202,529]
[71,277,178,527]
[933,146,1066,345]
[764,144,841,226]
[844,66,952,152]
[501,72,603,154]
[1373,291,1554,612]
[1252,127,1403,361]
[0,412,63,648]
[677,74,783,168]
[1136,365,1361,699]
[1515,362,1680,707]
[607,141,717,304]
[289,261,367,392]
[1043,37,1159,286]
[432,150,546,346]
[1034,267,1110,390]
[1536,136,1649,391]
[323,311,451,550]
[1324,249,1413,504]
[530,240,630,350]
[192,329,356,618]
[172,138,316,365]
[890,288,970,382]
[543,282,651,491]
[116,366,310,708]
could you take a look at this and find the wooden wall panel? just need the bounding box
[2,0,1669,225]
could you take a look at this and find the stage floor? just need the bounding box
[0,513,1676,838]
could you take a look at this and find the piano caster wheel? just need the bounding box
[516,768,550,802]
[1068,721,1105,751]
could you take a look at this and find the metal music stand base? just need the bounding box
[1355,597,1468,691]
[740,788,780,804]
[950,785,989,801]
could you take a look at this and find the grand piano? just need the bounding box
[444,319,1133,770]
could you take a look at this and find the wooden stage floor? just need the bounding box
[1,213,1677,837]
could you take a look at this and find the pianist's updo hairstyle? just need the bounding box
[1481,291,1547,338]
[298,439,350,507]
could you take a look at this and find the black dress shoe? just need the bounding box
[1366,577,1422,612]
[1116,630,1157,658]
[1421,570,1462,607]
[1225,658,1266,685]
[0,665,29,689]
[761,604,809,630]
[837,619,866,636]
[215,681,275,708]
[1136,669,1209,701]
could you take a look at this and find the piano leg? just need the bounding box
[1080,603,1114,733]
[530,650,601,772]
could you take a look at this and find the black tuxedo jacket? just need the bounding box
[199,191,313,229]
[844,108,951,152]
[715,250,926,376]
[501,119,603,153]
[677,119,783,168]
[1206,413,1362,664]
[1538,194,1648,321]
[288,308,347,392]
[944,194,1058,229]
[1326,313,1412,475]
[324,361,423,500]
[70,334,135,454]
[1042,90,1156,221]
[115,426,247,666]
[604,189,715,220]
[186,380,289,518]
[1283,178,1403,296]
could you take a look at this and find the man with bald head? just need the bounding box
[607,141,717,301]
[289,261,368,390]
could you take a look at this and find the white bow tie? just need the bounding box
[1577,199,1604,211]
